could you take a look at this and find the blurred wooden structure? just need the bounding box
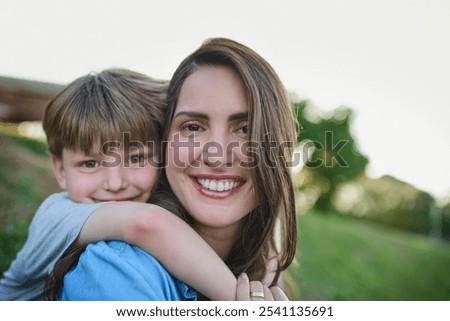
[0,75,63,123]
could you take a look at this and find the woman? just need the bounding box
[59,38,298,300]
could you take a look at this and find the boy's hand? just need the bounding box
[236,273,289,301]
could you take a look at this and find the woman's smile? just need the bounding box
[192,174,245,199]
[196,177,242,192]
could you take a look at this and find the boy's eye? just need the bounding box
[130,155,145,164]
[82,160,98,168]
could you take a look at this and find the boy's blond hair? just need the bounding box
[43,68,167,158]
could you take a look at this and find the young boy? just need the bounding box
[0,69,238,301]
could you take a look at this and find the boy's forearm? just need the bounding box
[77,202,146,244]
[79,202,237,300]
[125,206,237,300]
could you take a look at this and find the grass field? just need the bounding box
[0,134,60,273]
[1,132,449,300]
[288,211,450,300]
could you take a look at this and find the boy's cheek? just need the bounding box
[135,167,159,190]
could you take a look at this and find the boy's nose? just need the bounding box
[104,166,128,191]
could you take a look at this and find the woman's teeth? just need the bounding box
[196,178,241,192]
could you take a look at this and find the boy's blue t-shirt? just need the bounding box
[0,192,105,301]
[61,240,197,301]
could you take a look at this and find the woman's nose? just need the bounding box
[202,130,233,168]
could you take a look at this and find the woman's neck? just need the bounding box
[195,222,243,261]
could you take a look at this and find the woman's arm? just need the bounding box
[78,202,237,300]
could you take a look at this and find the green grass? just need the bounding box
[288,211,450,300]
[0,133,60,273]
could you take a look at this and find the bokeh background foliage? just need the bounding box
[1,98,449,300]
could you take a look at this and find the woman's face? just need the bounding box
[166,65,256,234]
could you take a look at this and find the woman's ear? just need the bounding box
[51,154,67,190]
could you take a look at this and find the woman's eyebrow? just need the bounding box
[228,112,248,122]
[173,111,248,121]
[173,111,209,120]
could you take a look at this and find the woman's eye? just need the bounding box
[181,122,203,135]
[82,160,98,168]
[186,123,200,132]
[236,124,249,137]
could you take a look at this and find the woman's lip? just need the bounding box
[193,173,243,180]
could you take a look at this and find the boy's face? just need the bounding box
[51,141,158,203]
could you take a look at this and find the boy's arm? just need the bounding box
[0,193,103,301]
[78,202,237,300]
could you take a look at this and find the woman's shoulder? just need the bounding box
[62,241,196,301]
[84,240,168,270]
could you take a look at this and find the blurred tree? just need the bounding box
[292,100,439,237]
[442,202,450,241]
[333,175,435,235]
[294,101,369,212]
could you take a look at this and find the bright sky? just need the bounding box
[1,0,449,200]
